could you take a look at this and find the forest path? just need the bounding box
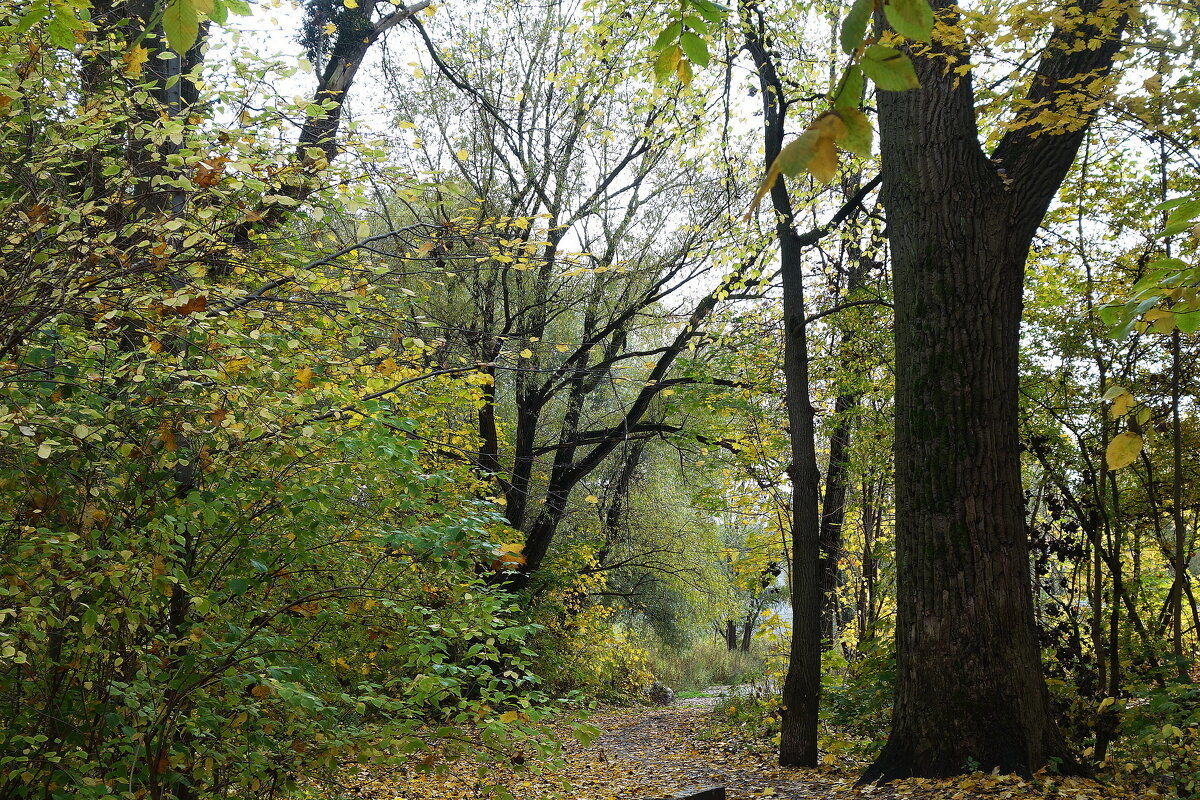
[573,689,851,799]
[343,691,1130,800]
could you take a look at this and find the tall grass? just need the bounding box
[643,637,765,690]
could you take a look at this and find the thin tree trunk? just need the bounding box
[820,389,855,649]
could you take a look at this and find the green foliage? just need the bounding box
[820,642,895,761]
[0,5,558,798]
[1101,194,1200,339]
[1111,674,1200,798]
[642,636,763,692]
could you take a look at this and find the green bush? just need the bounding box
[821,638,895,755]
[1105,670,1200,798]
[0,403,555,799]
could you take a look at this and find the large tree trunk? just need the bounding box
[862,171,1066,778]
[861,0,1127,782]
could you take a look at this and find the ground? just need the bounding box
[329,689,1145,800]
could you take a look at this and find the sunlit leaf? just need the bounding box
[1105,431,1143,470]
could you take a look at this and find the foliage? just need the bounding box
[1108,672,1200,798]
[642,635,764,692]
[820,642,895,762]
[0,3,559,798]
[2,0,1200,793]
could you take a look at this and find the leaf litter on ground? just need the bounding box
[316,698,1155,800]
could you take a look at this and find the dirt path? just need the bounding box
[340,691,1133,800]
[576,690,850,799]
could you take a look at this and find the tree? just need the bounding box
[860,0,1131,781]
[738,0,888,765]
[365,0,765,589]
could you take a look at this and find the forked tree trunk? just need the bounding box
[861,0,1128,782]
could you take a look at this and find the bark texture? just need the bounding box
[861,0,1129,783]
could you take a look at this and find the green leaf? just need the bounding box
[777,130,821,178]
[884,0,934,42]
[833,65,865,109]
[162,0,200,54]
[861,44,921,91]
[46,10,76,49]
[840,0,874,54]
[209,0,229,25]
[1165,198,1200,225]
[682,15,709,34]
[679,31,710,68]
[838,107,873,156]
[689,0,732,23]
[1177,310,1200,333]
[690,2,724,23]
[1160,219,1196,237]
[1101,385,1128,402]
[1144,257,1189,272]
[16,4,50,34]
[653,21,682,51]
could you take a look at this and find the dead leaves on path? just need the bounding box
[324,703,1157,800]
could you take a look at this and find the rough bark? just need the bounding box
[861,0,1129,782]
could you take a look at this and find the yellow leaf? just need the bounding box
[585,495,600,504]
[343,0,358,7]
[123,45,150,78]
[519,348,533,358]
[807,132,839,183]
[676,58,693,86]
[1144,308,1175,334]
[1105,431,1143,471]
[746,130,823,218]
[555,344,570,352]
[499,710,519,723]
[251,684,271,698]
[654,45,682,83]
[498,543,524,554]
[811,111,848,141]
[295,366,315,389]
[323,22,337,34]
[160,423,178,452]
[1108,390,1134,420]
[456,148,469,160]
